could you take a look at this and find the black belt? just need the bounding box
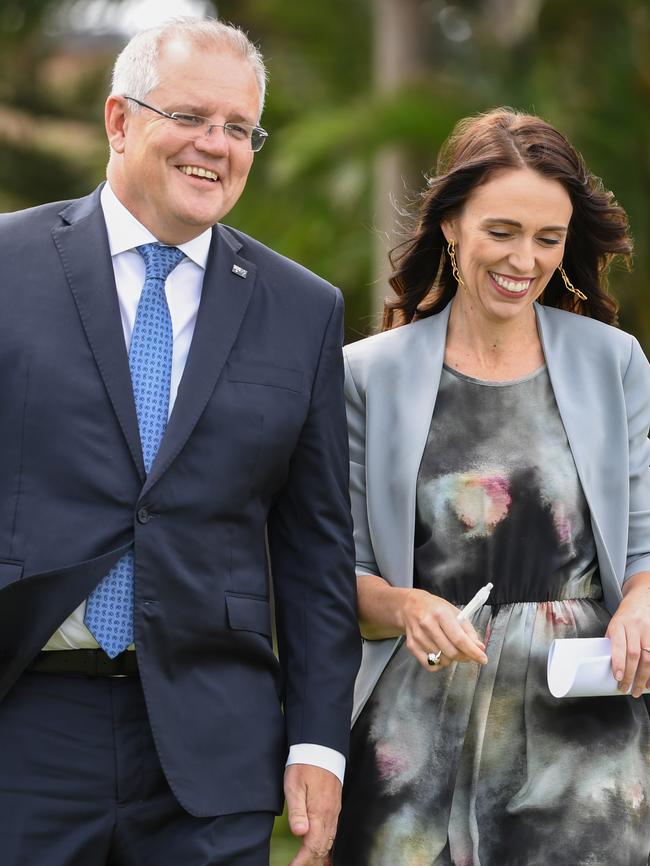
[27,650,139,677]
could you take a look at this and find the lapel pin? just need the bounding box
[231,264,248,278]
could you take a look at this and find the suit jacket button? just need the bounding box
[137,507,151,524]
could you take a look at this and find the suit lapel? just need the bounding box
[536,305,591,485]
[535,304,619,591]
[536,303,600,505]
[367,306,450,588]
[142,225,256,496]
[52,189,145,481]
[52,199,256,494]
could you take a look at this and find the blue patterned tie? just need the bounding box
[84,243,184,658]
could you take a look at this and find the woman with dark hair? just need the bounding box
[334,108,650,865]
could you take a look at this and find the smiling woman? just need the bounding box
[334,108,650,866]
[438,166,574,379]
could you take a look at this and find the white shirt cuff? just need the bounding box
[285,744,346,784]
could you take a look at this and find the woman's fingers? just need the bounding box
[633,644,650,697]
[608,573,650,698]
[607,618,628,688]
[607,616,650,697]
[437,617,488,664]
[408,615,487,670]
[460,618,487,649]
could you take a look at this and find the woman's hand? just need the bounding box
[357,574,488,670]
[399,588,488,671]
[607,571,650,698]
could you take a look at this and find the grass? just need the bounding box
[270,810,301,864]
[270,832,301,864]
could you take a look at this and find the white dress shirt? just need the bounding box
[43,183,345,782]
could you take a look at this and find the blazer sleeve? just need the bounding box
[623,336,650,581]
[344,351,381,579]
[267,290,361,756]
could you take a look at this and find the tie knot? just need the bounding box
[137,243,185,281]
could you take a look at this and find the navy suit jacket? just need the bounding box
[0,186,360,817]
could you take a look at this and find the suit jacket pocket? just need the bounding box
[0,560,24,591]
[226,361,303,393]
[225,592,272,638]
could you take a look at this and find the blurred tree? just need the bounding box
[371,0,428,315]
[214,0,375,336]
[1,0,648,345]
[257,0,650,342]
[0,0,122,209]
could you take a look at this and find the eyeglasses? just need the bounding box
[124,96,269,152]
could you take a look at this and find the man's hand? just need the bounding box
[284,763,342,865]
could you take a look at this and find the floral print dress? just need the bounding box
[334,366,650,866]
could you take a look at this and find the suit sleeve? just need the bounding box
[267,290,361,756]
[623,336,650,581]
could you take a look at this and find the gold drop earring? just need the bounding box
[447,239,466,290]
[558,263,587,301]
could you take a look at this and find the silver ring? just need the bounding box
[427,650,442,666]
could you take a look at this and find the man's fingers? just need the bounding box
[285,765,341,865]
[286,801,309,837]
[285,773,309,837]
[289,821,334,866]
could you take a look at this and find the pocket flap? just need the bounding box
[225,593,272,637]
[0,560,24,591]
[227,361,303,392]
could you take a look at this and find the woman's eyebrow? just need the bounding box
[481,217,568,232]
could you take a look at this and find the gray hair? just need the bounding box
[111,17,267,118]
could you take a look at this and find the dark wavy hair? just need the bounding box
[383,108,632,330]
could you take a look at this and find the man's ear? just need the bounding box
[105,96,129,154]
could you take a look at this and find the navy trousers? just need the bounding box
[0,671,275,866]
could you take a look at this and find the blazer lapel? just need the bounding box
[367,305,450,588]
[52,189,145,481]
[142,225,256,496]
[535,304,620,595]
[536,304,594,491]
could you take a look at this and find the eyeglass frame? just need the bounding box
[123,96,269,152]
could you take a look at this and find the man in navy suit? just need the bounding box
[0,18,359,866]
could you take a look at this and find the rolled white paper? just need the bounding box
[547,637,650,698]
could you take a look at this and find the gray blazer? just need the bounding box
[344,302,650,722]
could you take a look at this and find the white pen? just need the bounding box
[457,582,494,621]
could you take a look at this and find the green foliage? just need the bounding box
[0,138,92,206]
[1,0,649,345]
[486,0,650,337]
[219,0,650,344]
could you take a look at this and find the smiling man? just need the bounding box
[0,18,360,866]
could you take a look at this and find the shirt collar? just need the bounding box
[100,182,211,270]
